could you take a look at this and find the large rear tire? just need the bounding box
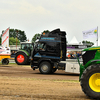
[39,61,52,74]
[15,52,29,65]
[80,64,100,99]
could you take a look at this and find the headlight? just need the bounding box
[82,51,86,55]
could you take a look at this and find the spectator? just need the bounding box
[77,51,82,58]
[67,51,71,59]
[11,51,15,55]
[72,52,77,59]
[11,51,16,58]
[66,51,69,58]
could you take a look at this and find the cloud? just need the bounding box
[0,0,100,43]
[0,0,52,16]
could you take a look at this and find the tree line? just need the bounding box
[0,29,50,45]
[0,28,94,46]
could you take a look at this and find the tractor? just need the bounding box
[78,46,100,99]
[15,42,33,65]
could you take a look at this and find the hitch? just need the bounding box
[31,65,35,70]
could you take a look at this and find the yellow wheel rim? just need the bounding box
[89,73,100,92]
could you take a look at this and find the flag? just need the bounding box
[82,27,97,39]
[2,27,10,47]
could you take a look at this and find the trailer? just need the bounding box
[0,46,11,64]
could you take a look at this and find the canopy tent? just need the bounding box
[69,36,79,44]
[67,36,87,51]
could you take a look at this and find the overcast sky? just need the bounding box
[0,0,100,43]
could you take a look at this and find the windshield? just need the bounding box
[21,43,32,50]
[35,42,46,51]
[21,43,33,56]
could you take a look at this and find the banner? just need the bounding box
[2,27,9,47]
[0,46,10,55]
[82,27,97,39]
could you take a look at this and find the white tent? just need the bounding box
[69,36,79,44]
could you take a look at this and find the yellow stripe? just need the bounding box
[89,48,100,50]
[60,50,62,58]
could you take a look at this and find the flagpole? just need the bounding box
[97,26,98,46]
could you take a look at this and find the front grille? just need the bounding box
[82,50,96,65]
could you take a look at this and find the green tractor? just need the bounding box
[78,46,100,99]
[15,42,33,65]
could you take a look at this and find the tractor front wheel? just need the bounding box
[80,64,100,99]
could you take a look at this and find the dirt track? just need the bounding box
[0,64,91,100]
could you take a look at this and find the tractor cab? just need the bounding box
[20,42,33,56]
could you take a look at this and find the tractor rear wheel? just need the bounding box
[15,52,29,65]
[80,64,100,99]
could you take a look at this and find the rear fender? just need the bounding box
[79,59,100,81]
[16,50,29,56]
[77,57,85,80]
[84,59,100,68]
[79,64,85,81]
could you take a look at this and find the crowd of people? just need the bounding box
[66,51,82,59]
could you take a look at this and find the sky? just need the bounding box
[0,0,100,44]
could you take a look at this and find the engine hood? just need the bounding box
[83,46,100,51]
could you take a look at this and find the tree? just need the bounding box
[0,36,20,45]
[31,30,50,43]
[32,33,41,43]
[17,30,27,42]
[82,40,94,47]
[42,30,50,34]
[9,37,20,45]
[2,29,27,42]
